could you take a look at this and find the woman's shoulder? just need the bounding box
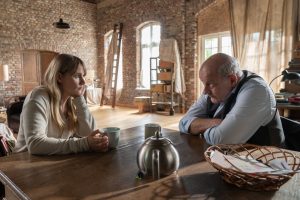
[28,87,51,103]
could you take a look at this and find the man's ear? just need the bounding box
[229,74,238,86]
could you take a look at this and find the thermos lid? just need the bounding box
[144,131,172,146]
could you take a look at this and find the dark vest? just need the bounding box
[207,70,284,147]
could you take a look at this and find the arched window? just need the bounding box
[136,22,161,89]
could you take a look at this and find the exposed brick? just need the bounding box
[0,0,97,101]
[96,0,215,109]
[0,0,226,110]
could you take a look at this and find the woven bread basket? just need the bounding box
[204,144,300,191]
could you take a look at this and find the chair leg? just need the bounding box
[0,183,5,199]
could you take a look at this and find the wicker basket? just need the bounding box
[204,144,300,191]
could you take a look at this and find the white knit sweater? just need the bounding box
[14,87,95,155]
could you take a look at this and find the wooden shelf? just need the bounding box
[150,57,180,116]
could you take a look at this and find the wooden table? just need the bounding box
[277,103,300,120]
[0,126,300,200]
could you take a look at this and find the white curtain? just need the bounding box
[229,0,297,92]
[159,38,186,96]
[104,31,123,101]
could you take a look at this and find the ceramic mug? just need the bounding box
[144,123,161,139]
[102,127,120,149]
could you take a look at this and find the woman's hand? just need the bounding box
[72,85,86,98]
[87,129,109,152]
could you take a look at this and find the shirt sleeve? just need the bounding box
[179,95,209,133]
[204,82,276,145]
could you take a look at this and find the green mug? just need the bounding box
[102,127,120,149]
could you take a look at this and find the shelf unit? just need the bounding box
[149,57,179,115]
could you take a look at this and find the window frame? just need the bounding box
[136,21,161,90]
[200,31,232,63]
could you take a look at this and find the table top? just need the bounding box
[0,126,300,200]
[277,103,300,109]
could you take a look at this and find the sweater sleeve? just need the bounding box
[73,96,97,137]
[19,89,90,155]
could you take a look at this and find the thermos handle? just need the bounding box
[152,149,160,180]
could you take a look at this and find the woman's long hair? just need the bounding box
[43,54,86,132]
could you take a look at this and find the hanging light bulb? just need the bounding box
[53,0,70,29]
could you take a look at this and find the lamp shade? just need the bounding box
[0,64,9,81]
[53,18,70,29]
[281,70,300,82]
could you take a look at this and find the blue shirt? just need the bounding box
[179,75,277,145]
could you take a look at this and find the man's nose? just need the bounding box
[203,86,209,94]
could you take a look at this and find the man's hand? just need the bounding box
[189,118,222,135]
[87,129,109,152]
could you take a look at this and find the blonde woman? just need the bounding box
[14,54,108,155]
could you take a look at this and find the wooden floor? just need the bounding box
[89,105,184,131]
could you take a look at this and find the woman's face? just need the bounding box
[58,64,86,98]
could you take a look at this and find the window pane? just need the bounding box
[205,49,212,59]
[152,25,161,43]
[204,38,218,59]
[139,23,161,89]
[203,34,232,60]
[141,47,151,88]
[151,46,159,57]
[221,46,232,56]
[221,36,232,56]
[141,26,151,45]
[212,47,218,55]
[221,36,231,47]
[212,38,218,48]
[151,69,157,83]
[205,39,212,48]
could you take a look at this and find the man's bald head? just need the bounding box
[200,53,242,78]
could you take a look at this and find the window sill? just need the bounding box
[136,88,150,91]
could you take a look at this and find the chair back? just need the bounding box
[281,116,300,151]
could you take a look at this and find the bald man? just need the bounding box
[179,53,285,146]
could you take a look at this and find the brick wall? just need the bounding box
[0,0,97,100]
[0,0,219,109]
[198,0,230,35]
[96,0,215,109]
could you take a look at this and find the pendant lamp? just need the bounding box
[53,0,70,29]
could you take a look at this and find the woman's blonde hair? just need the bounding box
[43,54,86,132]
